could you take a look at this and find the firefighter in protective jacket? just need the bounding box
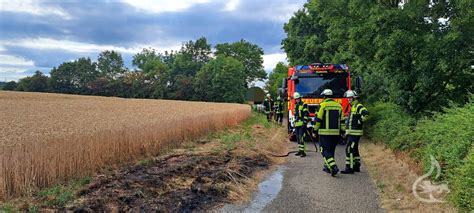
[293,92,309,157]
[341,90,368,174]
[263,94,273,122]
[315,89,345,176]
[274,96,284,125]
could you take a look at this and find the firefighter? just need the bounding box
[315,89,345,176]
[341,90,368,174]
[274,96,284,125]
[263,94,273,122]
[293,92,309,157]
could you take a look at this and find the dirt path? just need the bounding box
[223,139,383,212]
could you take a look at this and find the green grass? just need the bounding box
[0,202,18,213]
[243,112,272,128]
[211,112,271,151]
[28,205,39,213]
[195,111,274,154]
[136,159,152,167]
[35,177,91,208]
[220,133,243,150]
[366,100,474,211]
[376,180,385,193]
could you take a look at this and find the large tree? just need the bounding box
[282,1,326,65]
[132,48,162,70]
[168,37,212,100]
[142,58,170,99]
[172,37,211,76]
[2,81,17,91]
[97,50,125,79]
[282,0,473,113]
[16,71,49,92]
[194,56,246,103]
[49,57,98,94]
[215,39,266,85]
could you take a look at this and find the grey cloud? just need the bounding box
[0,0,305,77]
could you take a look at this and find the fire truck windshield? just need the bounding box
[295,74,348,98]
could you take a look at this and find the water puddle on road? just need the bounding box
[242,166,286,212]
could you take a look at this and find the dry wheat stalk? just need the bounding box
[0,91,251,199]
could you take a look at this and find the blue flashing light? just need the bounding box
[295,63,349,71]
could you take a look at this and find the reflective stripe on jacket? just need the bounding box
[274,100,284,114]
[294,101,309,127]
[345,100,368,136]
[315,99,344,135]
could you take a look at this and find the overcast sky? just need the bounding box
[0,0,306,81]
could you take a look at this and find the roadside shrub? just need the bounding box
[414,102,474,180]
[366,100,474,211]
[365,102,416,150]
[449,146,474,211]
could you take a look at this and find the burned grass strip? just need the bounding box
[68,152,270,212]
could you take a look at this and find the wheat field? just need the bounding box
[0,91,251,199]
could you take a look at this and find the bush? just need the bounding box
[366,101,473,211]
[414,102,474,180]
[365,102,416,150]
[2,81,17,91]
[450,146,474,210]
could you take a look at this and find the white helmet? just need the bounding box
[321,89,333,96]
[344,90,358,98]
[266,94,271,98]
[293,92,301,99]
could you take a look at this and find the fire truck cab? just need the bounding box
[281,63,360,142]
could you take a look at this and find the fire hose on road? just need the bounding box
[270,128,318,157]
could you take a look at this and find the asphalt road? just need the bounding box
[221,139,383,213]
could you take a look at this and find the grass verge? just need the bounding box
[360,141,456,212]
[365,100,473,211]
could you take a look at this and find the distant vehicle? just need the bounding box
[280,63,362,141]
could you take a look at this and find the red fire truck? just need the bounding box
[281,63,361,141]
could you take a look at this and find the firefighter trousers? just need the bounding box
[265,111,272,122]
[295,126,306,153]
[275,113,283,124]
[345,135,361,169]
[320,135,338,170]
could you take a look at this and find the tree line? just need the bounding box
[267,0,472,114]
[1,37,267,103]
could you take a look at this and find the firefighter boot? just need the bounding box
[331,165,339,177]
[295,151,302,156]
[322,166,330,174]
[300,152,306,157]
[354,164,361,172]
[341,167,354,174]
